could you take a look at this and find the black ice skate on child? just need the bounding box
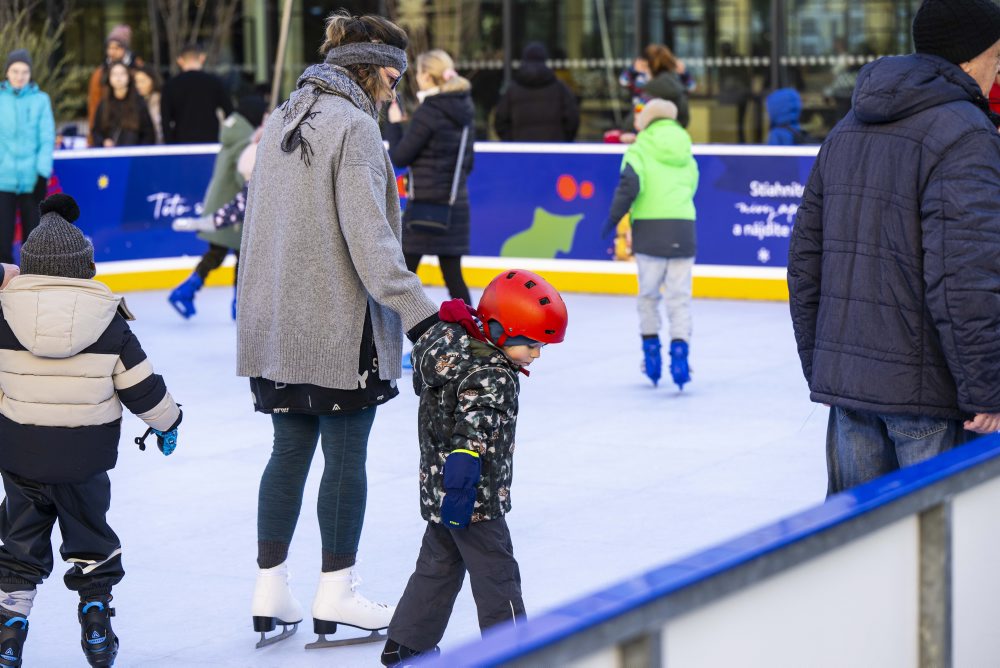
[0,612,28,668]
[78,595,118,667]
[380,638,440,667]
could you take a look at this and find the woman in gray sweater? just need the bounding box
[237,12,438,648]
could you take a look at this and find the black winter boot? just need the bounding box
[79,595,119,667]
[0,610,27,668]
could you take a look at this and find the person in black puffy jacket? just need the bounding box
[493,42,579,142]
[788,0,1000,496]
[389,49,475,304]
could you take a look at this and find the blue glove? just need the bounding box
[152,428,178,456]
[440,449,481,529]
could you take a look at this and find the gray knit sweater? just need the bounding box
[236,64,437,389]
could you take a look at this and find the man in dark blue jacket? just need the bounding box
[789,0,1000,495]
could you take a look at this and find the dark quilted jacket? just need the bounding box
[411,320,520,524]
[494,62,580,142]
[390,91,474,256]
[789,53,1000,420]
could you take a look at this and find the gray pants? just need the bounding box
[635,253,694,340]
[388,518,525,652]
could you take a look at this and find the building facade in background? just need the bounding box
[61,0,919,143]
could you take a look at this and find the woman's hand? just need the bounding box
[387,100,405,123]
[103,139,115,148]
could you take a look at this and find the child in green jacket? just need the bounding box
[602,98,699,390]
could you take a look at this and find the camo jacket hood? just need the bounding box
[412,320,520,523]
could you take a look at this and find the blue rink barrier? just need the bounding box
[418,433,1000,667]
[52,143,818,300]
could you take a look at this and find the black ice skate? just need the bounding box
[0,612,28,668]
[381,638,440,667]
[78,595,119,667]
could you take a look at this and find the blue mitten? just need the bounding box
[153,428,178,456]
[440,449,481,529]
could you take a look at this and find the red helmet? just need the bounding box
[477,270,568,345]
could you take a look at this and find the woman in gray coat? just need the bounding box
[236,12,437,648]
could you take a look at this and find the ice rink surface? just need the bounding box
[16,284,830,666]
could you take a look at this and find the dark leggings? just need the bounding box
[194,243,240,285]
[0,192,40,264]
[405,253,471,305]
[257,409,376,570]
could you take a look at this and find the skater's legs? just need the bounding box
[664,257,694,342]
[455,518,525,632]
[437,256,471,305]
[54,473,123,597]
[316,408,376,571]
[257,414,321,567]
[0,194,19,264]
[404,253,422,274]
[16,194,40,248]
[194,243,230,280]
[388,522,466,652]
[635,254,668,336]
[0,471,57,592]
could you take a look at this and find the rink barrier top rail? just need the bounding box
[417,432,1000,667]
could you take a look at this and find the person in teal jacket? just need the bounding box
[601,98,699,391]
[0,49,55,264]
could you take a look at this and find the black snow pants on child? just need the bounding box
[0,471,124,598]
[388,517,525,652]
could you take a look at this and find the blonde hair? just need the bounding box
[319,10,408,101]
[417,49,471,94]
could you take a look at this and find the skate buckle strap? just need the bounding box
[2,618,25,629]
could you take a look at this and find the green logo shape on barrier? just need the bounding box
[500,207,584,259]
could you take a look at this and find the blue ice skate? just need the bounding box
[670,339,690,391]
[641,336,661,386]
[168,273,203,319]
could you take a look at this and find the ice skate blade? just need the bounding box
[255,622,298,649]
[305,628,386,649]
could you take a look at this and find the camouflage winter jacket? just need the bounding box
[412,320,520,524]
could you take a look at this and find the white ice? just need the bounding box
[16,284,829,666]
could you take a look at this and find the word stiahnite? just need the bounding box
[748,180,805,198]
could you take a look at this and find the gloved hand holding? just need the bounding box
[152,427,178,456]
[440,448,481,529]
[33,175,47,202]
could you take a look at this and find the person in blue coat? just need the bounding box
[788,0,1000,496]
[766,88,807,145]
[0,50,55,264]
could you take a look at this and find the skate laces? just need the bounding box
[348,570,389,610]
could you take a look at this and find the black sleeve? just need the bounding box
[561,83,580,141]
[137,101,156,145]
[787,154,825,383]
[608,164,640,225]
[389,110,434,168]
[494,91,512,141]
[217,77,234,116]
[160,84,176,144]
[90,102,107,146]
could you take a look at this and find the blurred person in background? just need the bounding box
[133,63,164,144]
[90,62,156,148]
[387,49,475,306]
[87,25,141,138]
[0,49,54,264]
[494,42,579,142]
[161,44,233,144]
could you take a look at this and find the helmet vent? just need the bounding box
[506,272,516,279]
[545,329,556,335]
[524,280,537,289]
[539,297,551,305]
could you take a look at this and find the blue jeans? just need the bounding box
[826,406,973,496]
[258,409,376,560]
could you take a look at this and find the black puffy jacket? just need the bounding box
[789,53,1000,420]
[389,91,475,256]
[494,62,579,142]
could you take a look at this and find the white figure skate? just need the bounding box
[251,563,304,649]
[305,567,395,650]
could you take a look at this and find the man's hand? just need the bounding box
[964,413,1000,434]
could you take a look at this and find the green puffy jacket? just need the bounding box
[623,118,697,221]
[0,82,54,195]
[198,112,254,249]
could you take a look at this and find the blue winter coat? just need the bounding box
[0,82,55,195]
[789,54,1000,420]
[766,88,803,145]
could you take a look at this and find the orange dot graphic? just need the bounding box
[579,181,595,199]
[556,174,578,201]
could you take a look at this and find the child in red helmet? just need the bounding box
[381,270,568,666]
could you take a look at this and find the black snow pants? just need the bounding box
[0,470,123,598]
[388,517,525,652]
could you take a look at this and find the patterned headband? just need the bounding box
[324,43,408,74]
